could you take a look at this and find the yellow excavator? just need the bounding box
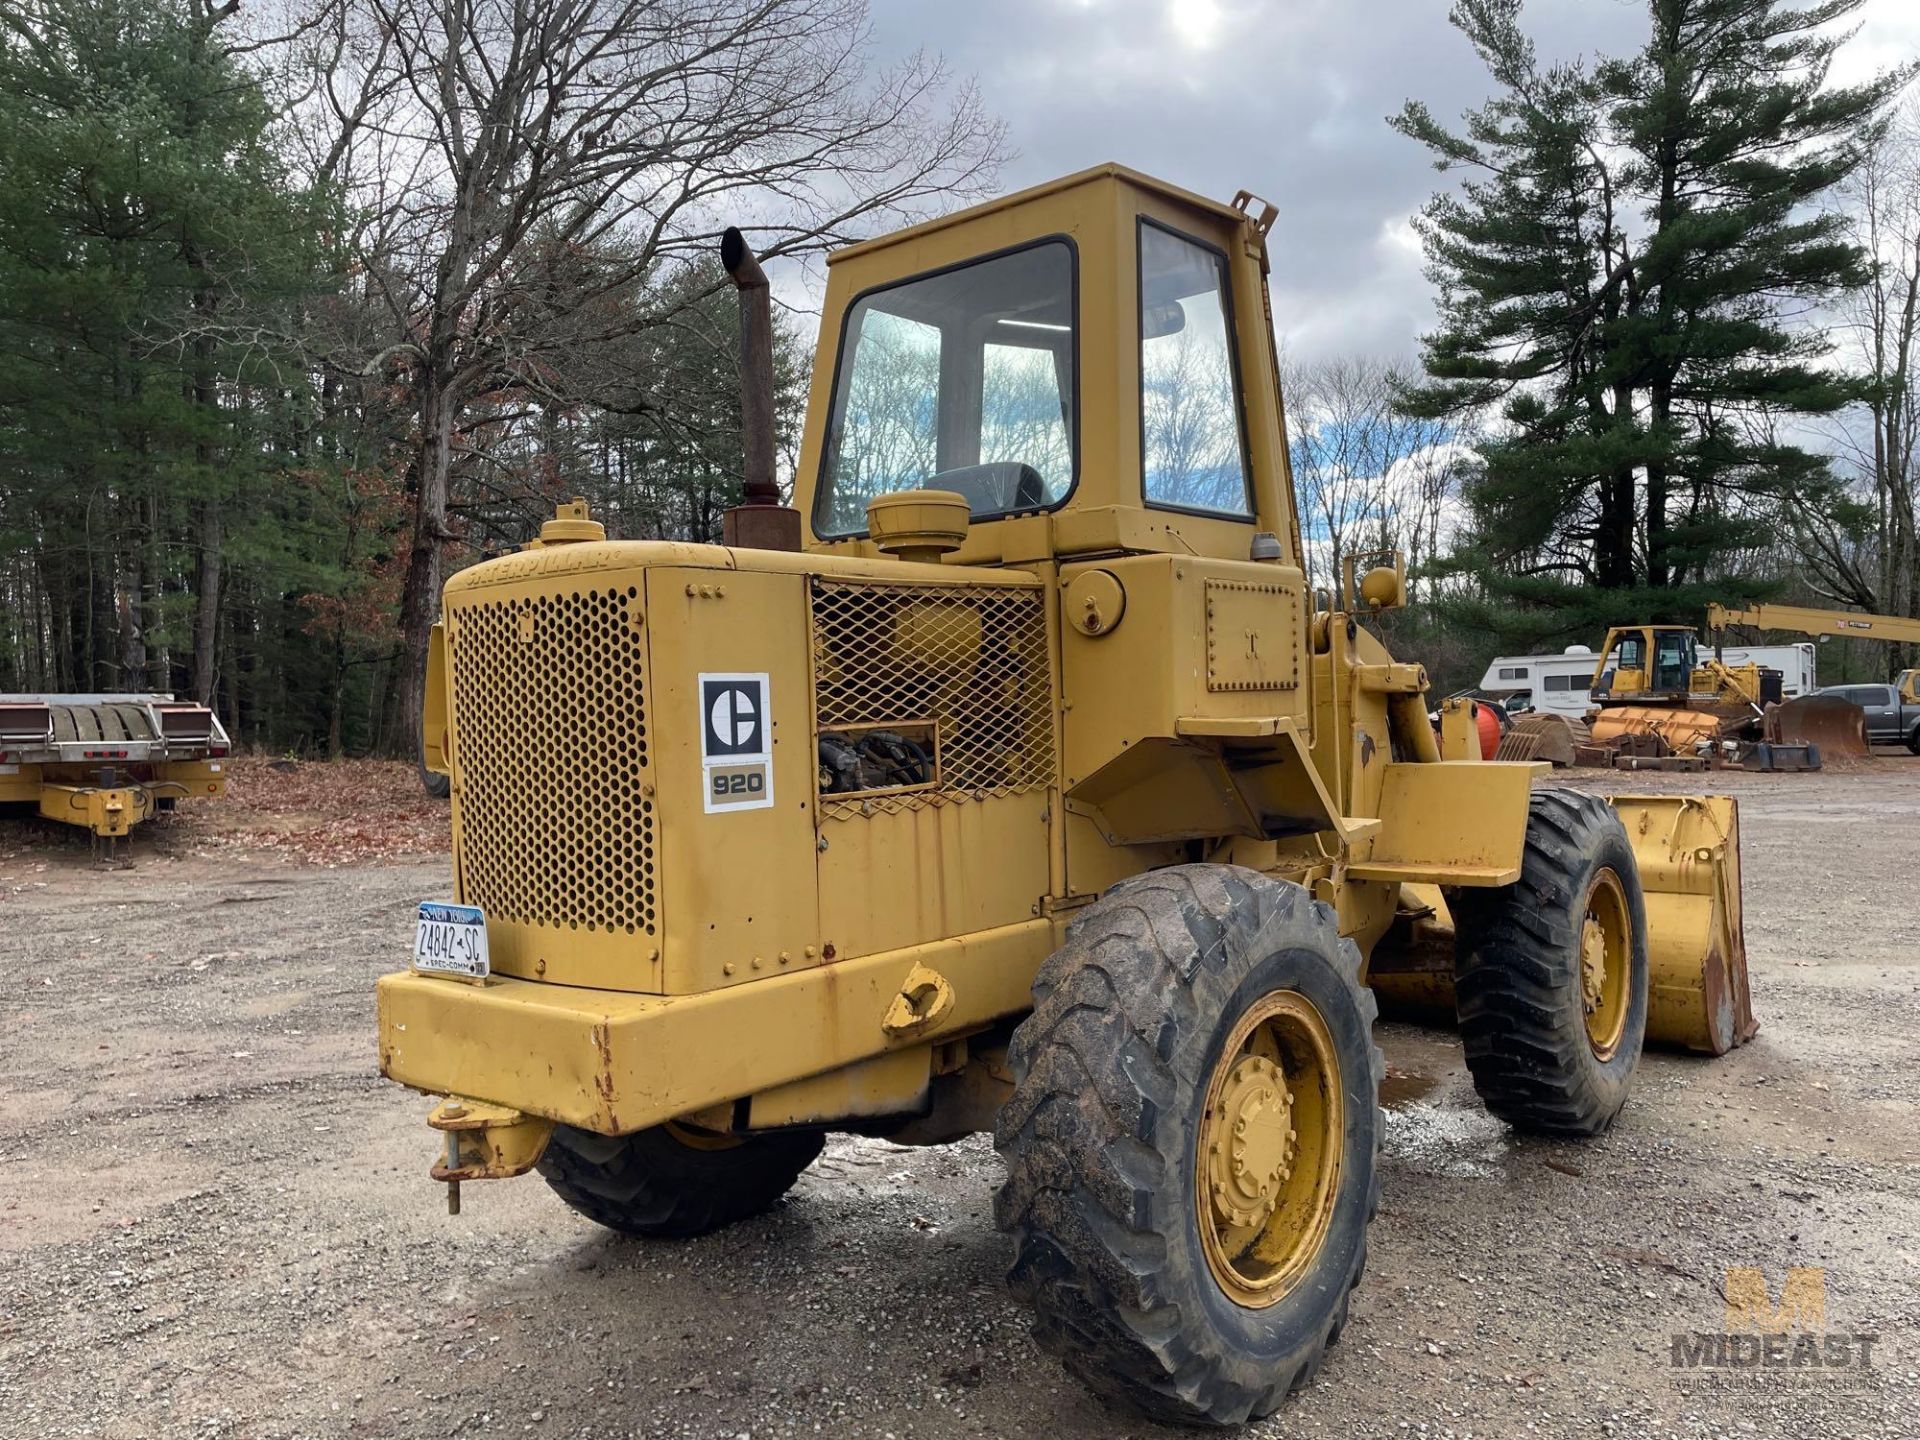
[1587,605,1920,759]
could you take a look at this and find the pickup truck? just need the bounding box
[1815,680,1920,753]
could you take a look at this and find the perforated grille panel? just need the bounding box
[449,586,656,934]
[812,578,1054,818]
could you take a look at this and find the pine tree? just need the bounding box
[0,0,339,705]
[1396,0,1911,644]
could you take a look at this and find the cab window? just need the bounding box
[817,240,1076,537]
[1653,631,1693,690]
[1138,220,1251,516]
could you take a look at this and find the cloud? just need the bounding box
[840,0,1920,364]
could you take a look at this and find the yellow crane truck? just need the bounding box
[1710,602,1920,728]
[377,165,1755,1425]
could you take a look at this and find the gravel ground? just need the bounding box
[3,763,1918,1440]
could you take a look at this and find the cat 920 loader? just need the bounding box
[377,165,1755,1425]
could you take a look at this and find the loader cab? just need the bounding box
[795,164,1301,569]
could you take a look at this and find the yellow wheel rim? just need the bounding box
[1580,868,1632,1059]
[663,1119,743,1152]
[1196,990,1344,1308]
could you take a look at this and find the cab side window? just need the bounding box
[1653,631,1692,690]
[1138,221,1251,516]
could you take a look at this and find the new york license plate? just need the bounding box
[413,901,490,979]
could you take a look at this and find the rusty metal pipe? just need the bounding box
[722,227,777,509]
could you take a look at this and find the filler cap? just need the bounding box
[532,498,606,548]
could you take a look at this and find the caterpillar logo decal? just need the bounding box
[699,673,774,812]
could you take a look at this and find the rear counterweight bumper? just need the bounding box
[376,916,1051,1135]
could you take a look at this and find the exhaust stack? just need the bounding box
[720,227,801,551]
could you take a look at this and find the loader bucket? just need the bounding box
[1607,794,1757,1055]
[1493,713,1589,767]
[1765,694,1869,759]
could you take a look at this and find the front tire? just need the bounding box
[538,1122,822,1238]
[419,757,451,800]
[994,864,1382,1426]
[1452,790,1649,1136]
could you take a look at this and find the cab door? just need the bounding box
[1652,630,1692,694]
[1860,685,1898,739]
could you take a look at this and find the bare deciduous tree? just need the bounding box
[1790,100,1920,667]
[1281,352,1468,599]
[294,0,1003,753]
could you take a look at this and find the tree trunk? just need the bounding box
[187,254,221,705]
[394,373,456,758]
[193,501,221,704]
[1598,381,1636,588]
[120,546,146,689]
[219,583,241,741]
[143,491,171,691]
[59,552,84,695]
[326,621,347,760]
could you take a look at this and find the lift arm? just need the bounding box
[1706,602,1920,645]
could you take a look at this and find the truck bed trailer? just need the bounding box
[0,694,230,844]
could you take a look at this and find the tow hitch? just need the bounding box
[426,1099,554,1215]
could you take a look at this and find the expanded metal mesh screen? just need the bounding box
[811,578,1055,817]
[449,586,657,935]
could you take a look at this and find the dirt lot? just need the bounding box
[3,762,1918,1440]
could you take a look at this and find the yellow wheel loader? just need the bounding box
[378,166,1755,1425]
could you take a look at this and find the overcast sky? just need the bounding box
[851,0,1920,364]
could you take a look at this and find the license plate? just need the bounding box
[413,902,490,979]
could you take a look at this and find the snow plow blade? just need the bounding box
[1590,704,1743,752]
[1608,794,1757,1055]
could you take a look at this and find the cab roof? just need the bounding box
[826,163,1251,267]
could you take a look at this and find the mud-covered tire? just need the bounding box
[993,864,1382,1426]
[538,1123,823,1238]
[1451,790,1649,1136]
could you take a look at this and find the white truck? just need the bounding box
[1477,641,1816,718]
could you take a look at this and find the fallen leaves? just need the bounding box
[180,757,450,864]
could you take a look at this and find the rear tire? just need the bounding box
[995,864,1382,1426]
[1452,790,1649,1136]
[1906,722,1919,756]
[538,1123,822,1238]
